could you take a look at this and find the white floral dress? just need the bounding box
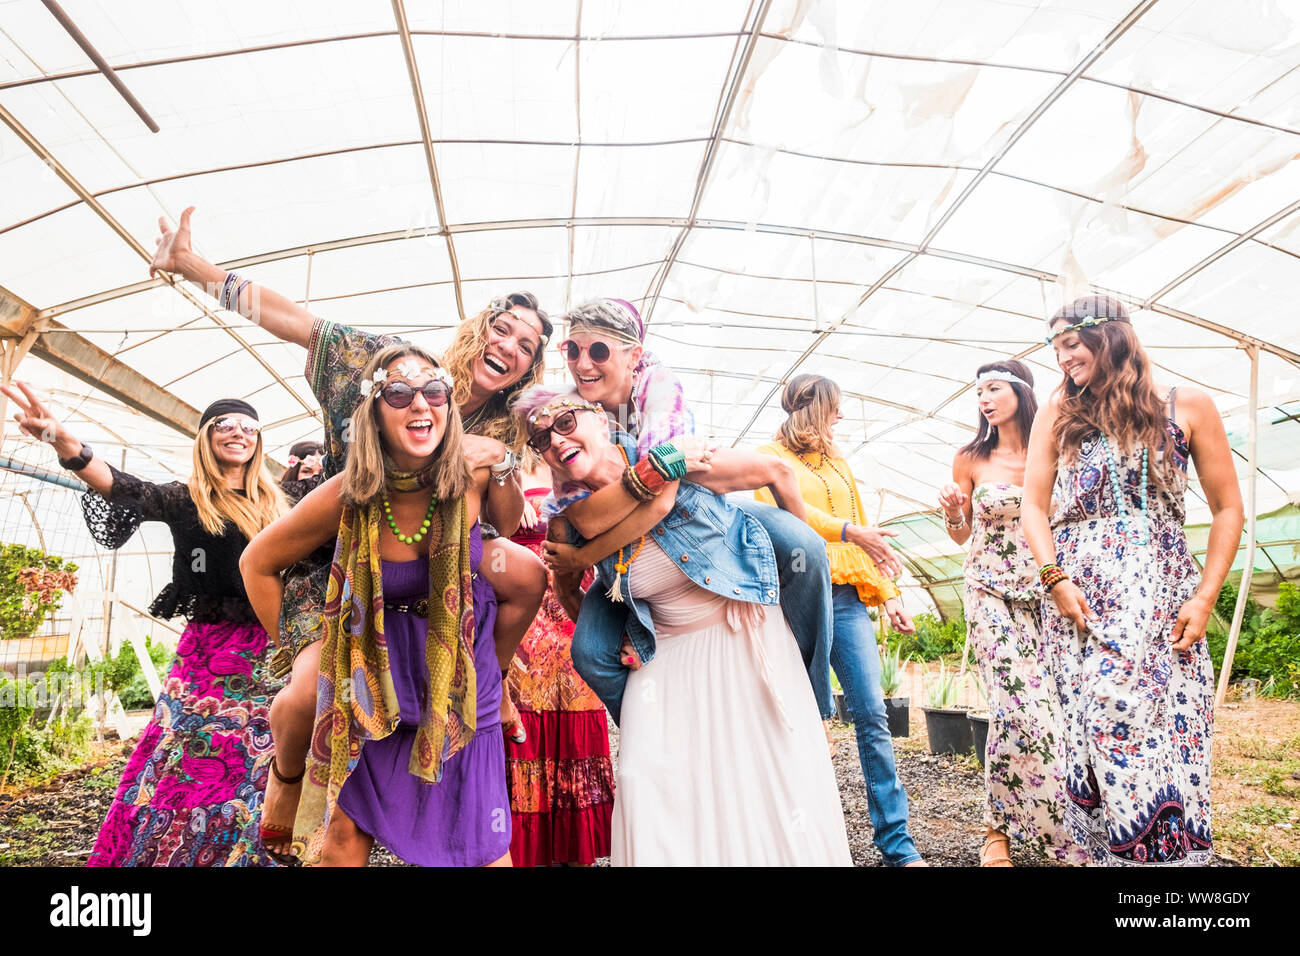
[1044,406,1212,866]
[963,483,1089,863]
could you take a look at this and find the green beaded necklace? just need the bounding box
[383,493,437,545]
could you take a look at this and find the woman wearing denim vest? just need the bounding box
[516,386,851,865]
[757,375,926,867]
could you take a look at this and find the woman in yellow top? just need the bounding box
[756,374,924,866]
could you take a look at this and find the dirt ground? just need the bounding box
[1,696,1294,866]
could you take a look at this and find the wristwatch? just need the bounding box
[58,441,94,471]
[489,449,518,486]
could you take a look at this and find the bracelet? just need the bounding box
[1038,563,1069,592]
[219,271,244,311]
[621,466,655,502]
[944,510,967,531]
[841,522,849,542]
[648,442,687,481]
[633,457,667,494]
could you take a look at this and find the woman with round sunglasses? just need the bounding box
[240,345,512,866]
[1,383,286,866]
[1021,296,1241,866]
[513,385,850,864]
[552,298,835,719]
[150,207,547,860]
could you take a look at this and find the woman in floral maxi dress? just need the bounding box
[940,361,1089,866]
[1022,296,1243,866]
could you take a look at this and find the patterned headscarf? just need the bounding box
[566,297,646,348]
[292,455,476,865]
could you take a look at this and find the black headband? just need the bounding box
[199,398,259,429]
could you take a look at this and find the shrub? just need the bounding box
[891,612,967,661]
[0,544,78,640]
[1207,582,1300,698]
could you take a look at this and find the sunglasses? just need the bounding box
[526,408,584,454]
[559,339,629,364]
[212,418,260,437]
[379,380,452,409]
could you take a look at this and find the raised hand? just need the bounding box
[150,205,197,279]
[845,523,904,579]
[937,482,969,516]
[1,381,64,446]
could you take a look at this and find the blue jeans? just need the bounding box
[731,498,834,718]
[831,584,921,866]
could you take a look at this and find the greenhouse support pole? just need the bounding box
[1215,345,1259,712]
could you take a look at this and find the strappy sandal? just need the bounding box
[260,758,305,867]
[980,831,1013,867]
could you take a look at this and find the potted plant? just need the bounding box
[879,642,911,737]
[921,661,973,755]
[966,662,990,770]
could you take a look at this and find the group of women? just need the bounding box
[0,204,1242,867]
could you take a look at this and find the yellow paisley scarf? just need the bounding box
[292,462,476,865]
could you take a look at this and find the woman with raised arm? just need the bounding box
[938,360,1089,867]
[552,298,834,722]
[1,383,286,866]
[1021,295,1243,866]
[755,374,925,868]
[515,386,851,865]
[240,344,510,866]
[149,207,545,861]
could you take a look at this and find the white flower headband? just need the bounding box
[526,396,603,426]
[359,362,454,397]
[976,370,1031,389]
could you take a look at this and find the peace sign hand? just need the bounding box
[1,380,66,447]
[150,205,196,279]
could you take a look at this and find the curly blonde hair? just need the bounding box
[441,293,550,453]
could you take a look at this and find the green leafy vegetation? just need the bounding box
[1207,582,1300,699]
[889,612,967,661]
[0,544,78,640]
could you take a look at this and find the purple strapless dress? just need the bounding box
[336,525,510,866]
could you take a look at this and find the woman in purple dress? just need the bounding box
[241,343,511,866]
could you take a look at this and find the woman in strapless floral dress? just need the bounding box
[940,360,1088,866]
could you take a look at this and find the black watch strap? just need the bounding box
[58,442,94,471]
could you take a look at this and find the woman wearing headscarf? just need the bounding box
[549,298,834,725]
[2,383,286,866]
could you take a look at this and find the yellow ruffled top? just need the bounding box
[754,441,900,608]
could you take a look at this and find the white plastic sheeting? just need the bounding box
[2,0,1299,616]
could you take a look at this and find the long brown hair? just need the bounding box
[1049,295,1174,483]
[441,292,549,452]
[777,374,842,456]
[339,344,472,507]
[188,421,287,541]
[958,360,1037,460]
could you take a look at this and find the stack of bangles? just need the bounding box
[1038,563,1069,592]
[219,271,252,313]
[621,442,690,502]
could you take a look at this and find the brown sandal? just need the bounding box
[980,832,1013,867]
[260,758,305,867]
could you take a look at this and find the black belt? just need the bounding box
[384,598,429,617]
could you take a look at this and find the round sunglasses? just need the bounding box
[379,380,452,409]
[558,339,631,364]
[526,408,586,454]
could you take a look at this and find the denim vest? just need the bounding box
[568,433,780,668]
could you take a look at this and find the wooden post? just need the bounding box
[1215,345,1259,712]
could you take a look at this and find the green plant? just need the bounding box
[0,673,93,790]
[924,660,963,709]
[892,612,967,661]
[1207,582,1300,698]
[0,544,78,640]
[879,643,909,698]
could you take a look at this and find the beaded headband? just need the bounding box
[359,362,454,397]
[526,397,603,427]
[976,370,1031,389]
[1046,313,1126,344]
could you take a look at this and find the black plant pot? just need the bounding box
[884,697,909,738]
[922,706,973,755]
[968,712,990,768]
[833,690,849,723]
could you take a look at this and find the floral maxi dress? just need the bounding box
[1044,415,1212,866]
[963,483,1089,863]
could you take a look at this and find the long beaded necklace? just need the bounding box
[795,449,861,527]
[1097,435,1150,547]
[606,444,646,603]
[383,492,438,545]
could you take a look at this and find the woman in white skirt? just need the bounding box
[516,385,851,866]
